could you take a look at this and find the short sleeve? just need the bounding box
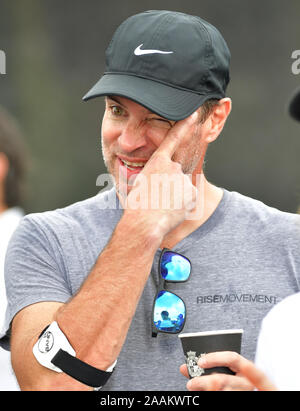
[1,214,72,340]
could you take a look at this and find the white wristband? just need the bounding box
[33,321,117,379]
[33,321,76,373]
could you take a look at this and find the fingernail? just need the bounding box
[187,380,192,390]
[198,355,206,367]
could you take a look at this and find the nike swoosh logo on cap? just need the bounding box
[134,44,174,56]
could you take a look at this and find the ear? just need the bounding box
[204,98,232,144]
[0,153,9,183]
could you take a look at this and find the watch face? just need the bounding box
[38,331,54,353]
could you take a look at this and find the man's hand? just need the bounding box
[124,111,199,236]
[180,351,277,391]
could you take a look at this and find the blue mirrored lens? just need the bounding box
[161,252,191,281]
[153,291,185,333]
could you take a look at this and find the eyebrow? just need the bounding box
[105,95,174,123]
[106,95,154,114]
[105,96,126,107]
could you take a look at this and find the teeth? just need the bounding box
[122,159,146,167]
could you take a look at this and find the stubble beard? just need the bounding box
[101,137,207,207]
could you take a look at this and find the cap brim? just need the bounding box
[82,74,221,121]
[289,87,300,122]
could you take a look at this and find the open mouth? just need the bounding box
[119,158,146,171]
[117,157,148,185]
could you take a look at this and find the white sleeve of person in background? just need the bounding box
[255,292,300,391]
[0,207,23,391]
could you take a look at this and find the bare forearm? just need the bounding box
[55,211,162,371]
[12,212,162,390]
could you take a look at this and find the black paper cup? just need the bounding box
[179,329,243,378]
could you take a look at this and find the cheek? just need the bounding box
[101,117,122,147]
[173,136,204,172]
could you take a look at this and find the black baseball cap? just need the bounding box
[83,10,230,121]
[289,87,300,122]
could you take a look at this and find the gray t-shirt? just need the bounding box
[2,187,300,390]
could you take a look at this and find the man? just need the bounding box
[1,10,300,391]
[0,106,27,390]
[181,88,300,391]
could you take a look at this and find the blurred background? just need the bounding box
[0,0,299,214]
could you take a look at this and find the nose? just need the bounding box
[118,120,147,153]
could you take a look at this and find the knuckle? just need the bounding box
[170,129,180,140]
[149,151,165,167]
[210,374,227,391]
[227,351,241,370]
[189,376,206,391]
[150,151,162,161]
[173,161,182,172]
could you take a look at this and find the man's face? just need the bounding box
[101,96,207,196]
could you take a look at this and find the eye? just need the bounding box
[148,117,174,129]
[110,105,125,117]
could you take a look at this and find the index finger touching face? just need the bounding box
[155,111,199,159]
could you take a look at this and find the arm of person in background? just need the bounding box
[10,113,199,391]
[180,351,277,391]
